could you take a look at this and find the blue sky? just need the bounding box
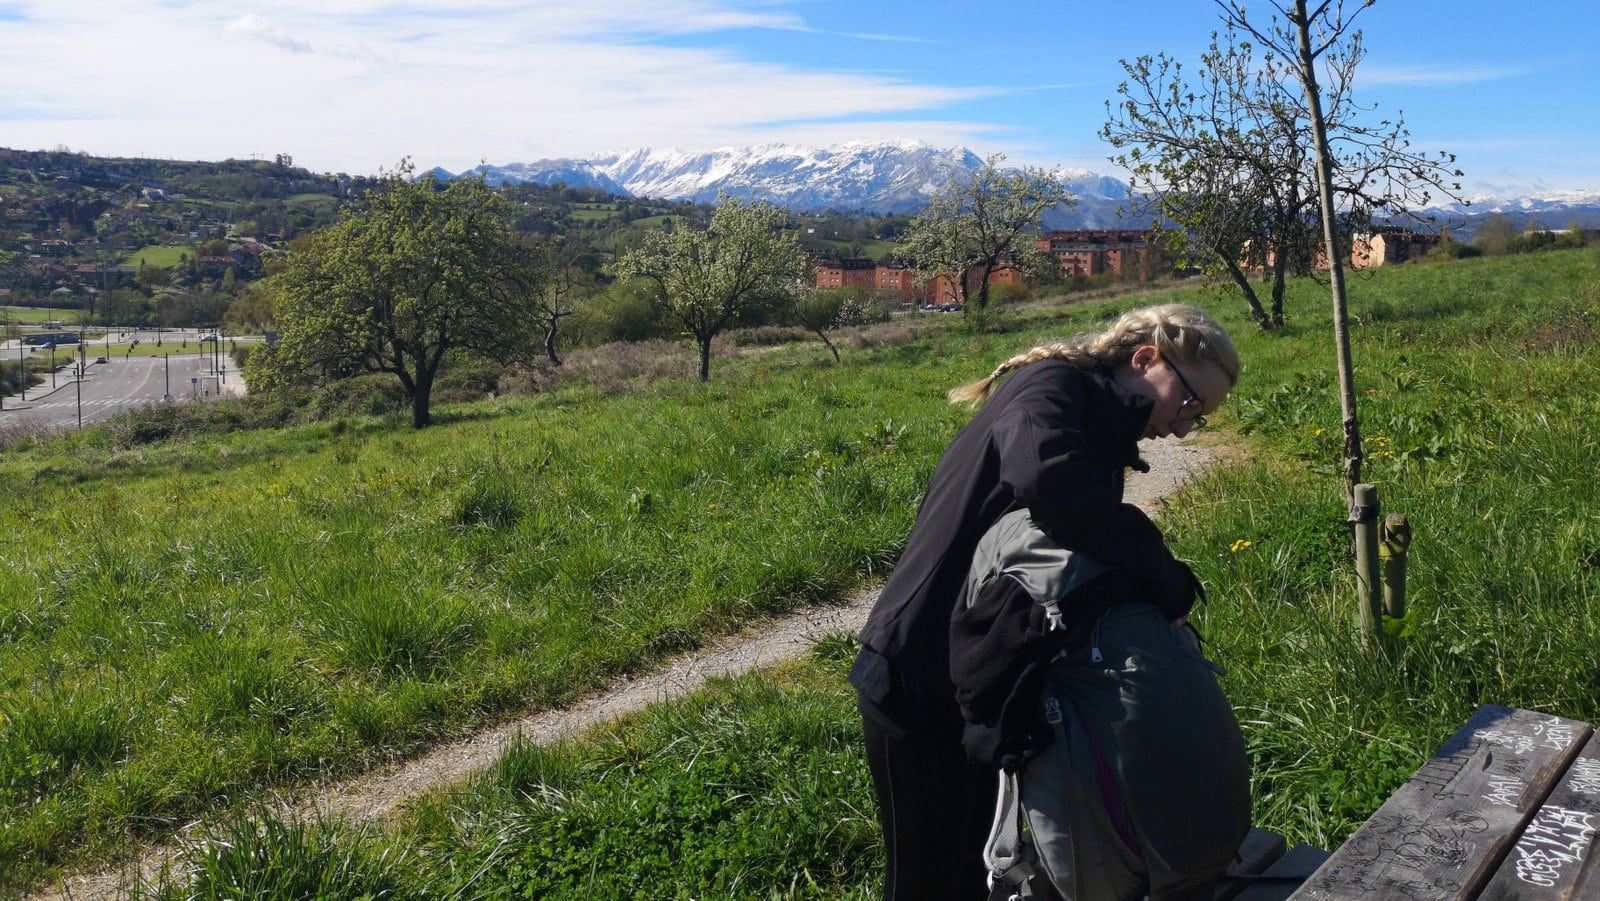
[2,1,1595,198]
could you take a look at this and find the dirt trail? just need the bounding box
[34,437,1216,900]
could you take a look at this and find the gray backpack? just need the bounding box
[964,511,1251,901]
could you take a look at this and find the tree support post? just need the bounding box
[1352,483,1382,643]
[1380,513,1411,624]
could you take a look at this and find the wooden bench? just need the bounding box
[1214,704,1600,900]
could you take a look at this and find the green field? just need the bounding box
[3,305,82,326]
[3,249,1599,898]
[120,244,194,269]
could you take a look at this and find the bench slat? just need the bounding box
[1290,705,1593,900]
[1476,731,1600,899]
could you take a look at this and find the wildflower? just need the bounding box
[1230,539,1254,553]
[1314,428,1326,438]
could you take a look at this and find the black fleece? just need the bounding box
[853,358,1196,737]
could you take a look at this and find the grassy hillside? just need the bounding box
[3,249,1599,897]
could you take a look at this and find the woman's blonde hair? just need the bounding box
[948,303,1241,407]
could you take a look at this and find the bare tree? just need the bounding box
[527,238,597,366]
[1212,0,1464,498]
[1103,3,1463,337]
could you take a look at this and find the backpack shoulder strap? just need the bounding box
[983,770,1039,900]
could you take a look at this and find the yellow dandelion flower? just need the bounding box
[1230,539,1254,553]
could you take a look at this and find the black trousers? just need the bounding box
[860,708,998,900]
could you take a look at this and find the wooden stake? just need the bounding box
[1352,483,1382,642]
[1380,513,1411,622]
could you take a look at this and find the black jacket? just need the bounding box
[852,359,1196,737]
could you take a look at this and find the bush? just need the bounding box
[568,281,664,346]
[988,280,1032,305]
[1429,239,1480,260]
[430,356,505,404]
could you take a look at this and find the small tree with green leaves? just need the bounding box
[791,286,883,363]
[618,196,809,381]
[256,163,541,427]
[899,153,1070,318]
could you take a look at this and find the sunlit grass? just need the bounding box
[6,248,1599,897]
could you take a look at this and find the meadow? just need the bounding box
[3,307,82,327]
[3,249,1599,898]
[118,245,194,269]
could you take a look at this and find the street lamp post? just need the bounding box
[50,344,56,389]
[163,353,170,401]
[17,340,25,402]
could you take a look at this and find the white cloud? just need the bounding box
[223,13,313,54]
[0,0,1000,175]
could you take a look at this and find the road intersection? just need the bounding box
[1,338,244,430]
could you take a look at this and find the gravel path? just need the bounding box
[35,437,1216,900]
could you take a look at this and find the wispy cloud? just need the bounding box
[1361,64,1522,87]
[838,31,936,44]
[223,14,313,54]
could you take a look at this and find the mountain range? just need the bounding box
[429,139,1600,236]
[429,140,1135,229]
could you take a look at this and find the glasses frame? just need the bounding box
[1163,358,1208,428]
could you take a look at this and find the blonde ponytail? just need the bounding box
[949,304,1240,409]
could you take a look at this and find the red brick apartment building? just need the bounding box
[813,257,1019,306]
[812,258,923,301]
[1033,230,1158,278]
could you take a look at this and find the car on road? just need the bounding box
[199,334,219,342]
[95,356,109,364]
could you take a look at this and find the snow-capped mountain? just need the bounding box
[432,140,1138,227]
[431,140,1600,235]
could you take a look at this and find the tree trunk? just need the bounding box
[811,328,841,363]
[410,369,433,428]
[1292,1,1362,504]
[1268,256,1289,328]
[696,336,712,382]
[544,322,562,366]
[1220,257,1270,327]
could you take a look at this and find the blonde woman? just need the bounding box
[850,303,1240,899]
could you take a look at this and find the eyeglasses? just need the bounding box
[1163,358,1208,428]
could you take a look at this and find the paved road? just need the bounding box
[0,352,242,430]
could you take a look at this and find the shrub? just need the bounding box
[988,280,1032,305]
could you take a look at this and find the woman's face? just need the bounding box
[1116,344,1233,440]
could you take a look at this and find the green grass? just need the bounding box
[5,249,1600,898]
[1,320,1014,891]
[3,306,82,326]
[120,244,193,269]
[568,207,623,222]
[285,193,339,208]
[809,237,900,260]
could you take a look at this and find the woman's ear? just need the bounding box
[1129,344,1158,373]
